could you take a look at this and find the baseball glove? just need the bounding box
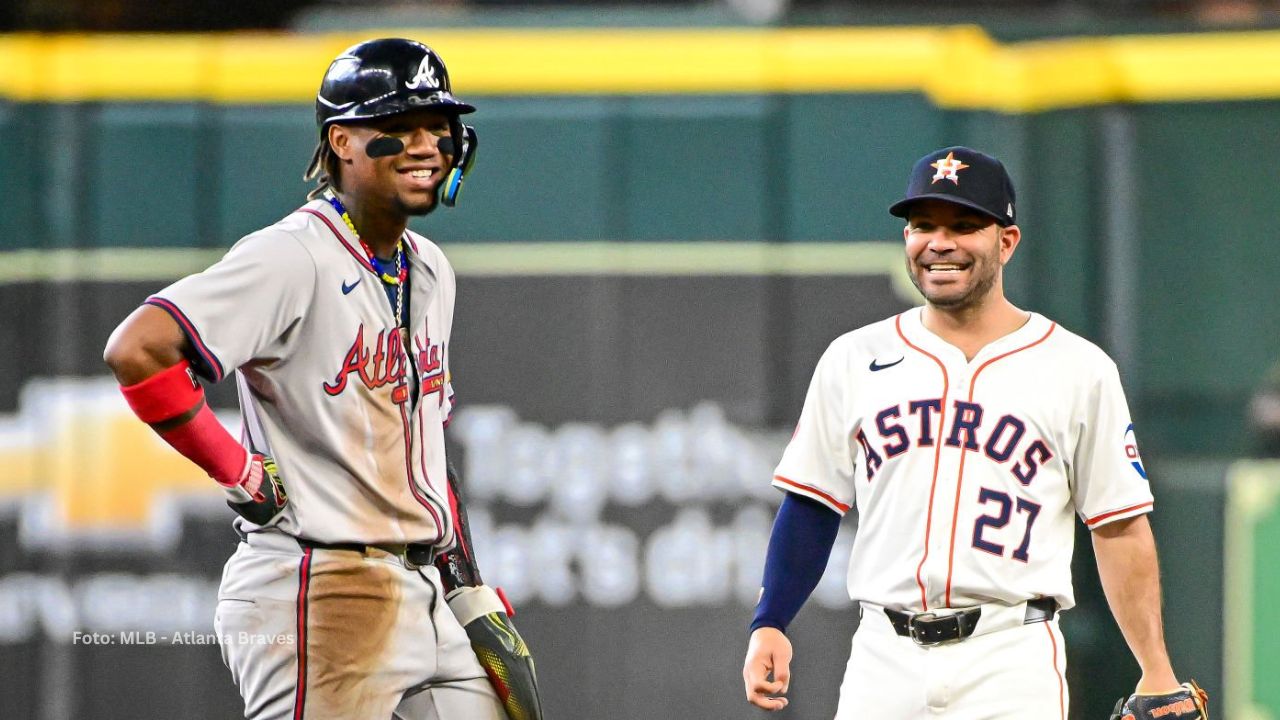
[1110,680,1208,720]
[434,464,544,720]
[222,454,288,526]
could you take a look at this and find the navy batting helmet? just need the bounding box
[315,38,475,129]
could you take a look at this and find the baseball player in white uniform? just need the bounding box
[104,39,541,720]
[741,147,1205,718]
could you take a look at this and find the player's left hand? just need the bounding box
[743,627,792,711]
[1109,679,1209,720]
[447,585,543,720]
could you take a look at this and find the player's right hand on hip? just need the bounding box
[743,626,792,711]
[220,453,288,526]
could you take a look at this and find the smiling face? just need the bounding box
[327,108,456,217]
[903,199,1021,311]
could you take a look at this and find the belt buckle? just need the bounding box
[908,612,943,646]
[399,548,421,571]
[400,544,437,571]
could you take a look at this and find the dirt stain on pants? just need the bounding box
[303,552,403,719]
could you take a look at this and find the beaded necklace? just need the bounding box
[324,191,408,339]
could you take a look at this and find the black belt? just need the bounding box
[884,597,1056,646]
[295,538,437,569]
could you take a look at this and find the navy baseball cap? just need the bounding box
[888,146,1017,227]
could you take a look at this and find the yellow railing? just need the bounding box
[1,27,1278,110]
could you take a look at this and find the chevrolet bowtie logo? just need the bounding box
[0,378,223,552]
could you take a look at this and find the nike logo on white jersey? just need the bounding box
[869,357,904,371]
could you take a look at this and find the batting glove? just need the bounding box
[447,585,543,720]
[220,454,288,526]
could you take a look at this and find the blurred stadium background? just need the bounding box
[2,1,1280,718]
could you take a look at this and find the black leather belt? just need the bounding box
[884,597,1056,646]
[295,538,437,569]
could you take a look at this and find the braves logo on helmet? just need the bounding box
[406,54,441,90]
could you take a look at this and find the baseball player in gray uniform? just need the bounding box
[741,147,1206,719]
[104,39,541,720]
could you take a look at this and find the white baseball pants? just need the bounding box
[214,528,506,720]
[834,603,1069,719]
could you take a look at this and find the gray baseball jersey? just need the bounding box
[773,309,1154,613]
[148,198,457,546]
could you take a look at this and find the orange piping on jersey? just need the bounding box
[773,475,851,514]
[895,314,950,612]
[1045,620,1066,720]
[943,323,1056,607]
[1085,501,1154,527]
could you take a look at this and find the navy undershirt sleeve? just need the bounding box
[749,492,842,634]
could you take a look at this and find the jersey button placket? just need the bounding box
[934,360,968,609]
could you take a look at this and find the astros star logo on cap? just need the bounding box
[930,151,969,185]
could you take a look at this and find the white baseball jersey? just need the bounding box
[148,198,457,546]
[774,307,1153,613]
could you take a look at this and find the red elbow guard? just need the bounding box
[119,360,248,486]
[120,360,203,423]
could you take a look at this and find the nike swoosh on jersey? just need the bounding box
[341,278,361,295]
[869,357,904,371]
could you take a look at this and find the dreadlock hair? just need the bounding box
[303,135,343,200]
